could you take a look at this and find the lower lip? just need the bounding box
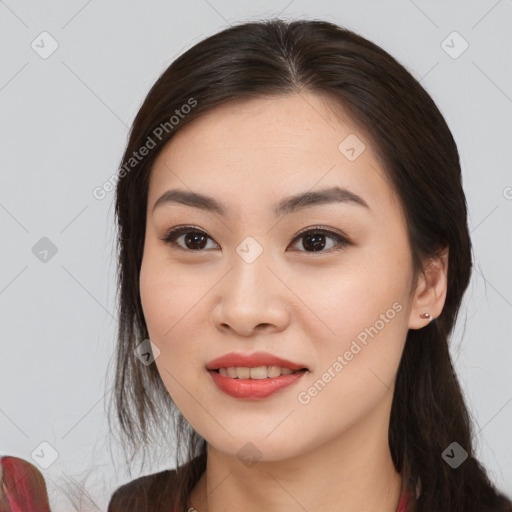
[208,369,308,399]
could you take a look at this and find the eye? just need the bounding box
[160,225,351,253]
[161,226,219,252]
[288,226,351,253]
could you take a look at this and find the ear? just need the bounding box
[408,245,449,330]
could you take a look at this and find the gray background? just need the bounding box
[0,0,511,510]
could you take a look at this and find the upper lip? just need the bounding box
[206,351,308,371]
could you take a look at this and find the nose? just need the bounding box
[211,251,290,337]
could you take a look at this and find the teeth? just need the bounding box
[226,367,238,378]
[217,366,298,379]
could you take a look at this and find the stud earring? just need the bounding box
[419,312,431,320]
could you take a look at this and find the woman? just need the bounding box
[106,18,512,512]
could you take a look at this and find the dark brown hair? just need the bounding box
[109,18,512,512]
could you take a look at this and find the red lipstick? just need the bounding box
[206,352,307,371]
[206,351,309,400]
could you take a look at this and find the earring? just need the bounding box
[419,312,431,320]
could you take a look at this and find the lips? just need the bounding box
[206,351,308,372]
[209,369,307,399]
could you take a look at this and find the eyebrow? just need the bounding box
[152,186,370,217]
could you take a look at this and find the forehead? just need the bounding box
[148,93,397,216]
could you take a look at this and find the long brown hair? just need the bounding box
[109,18,512,512]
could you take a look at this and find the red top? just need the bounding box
[397,489,409,511]
[176,490,409,512]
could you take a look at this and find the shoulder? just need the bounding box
[107,467,178,512]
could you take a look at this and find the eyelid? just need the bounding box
[161,225,215,243]
[289,226,351,253]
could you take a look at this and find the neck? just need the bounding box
[188,394,404,512]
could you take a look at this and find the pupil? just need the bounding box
[303,233,325,252]
[185,232,207,250]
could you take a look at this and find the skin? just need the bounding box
[139,92,448,512]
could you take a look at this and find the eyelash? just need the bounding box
[160,225,351,254]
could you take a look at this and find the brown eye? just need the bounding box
[289,228,350,253]
[162,226,218,251]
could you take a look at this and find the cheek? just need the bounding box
[295,292,407,434]
[139,264,171,341]
[140,245,193,338]
[139,251,209,373]
[297,260,404,341]
[140,258,205,410]
[297,250,409,386]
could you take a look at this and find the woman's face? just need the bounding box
[140,93,424,460]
